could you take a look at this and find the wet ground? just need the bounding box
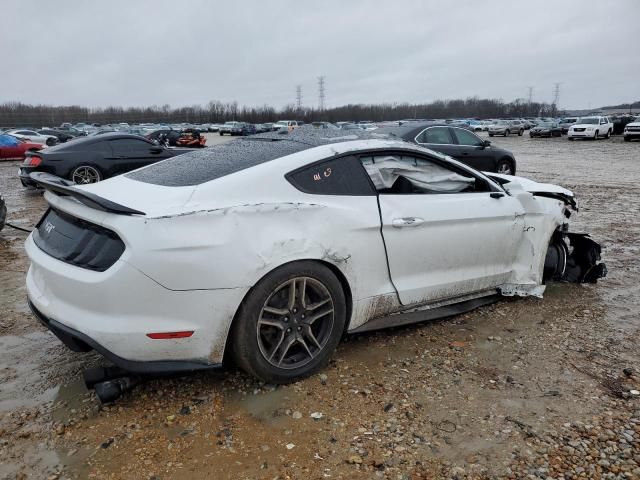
[0,133,638,479]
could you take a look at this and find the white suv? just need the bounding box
[623,116,640,142]
[567,116,613,140]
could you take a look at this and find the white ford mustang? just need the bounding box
[25,129,606,384]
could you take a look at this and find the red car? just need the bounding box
[0,134,43,161]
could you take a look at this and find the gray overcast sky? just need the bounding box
[2,0,638,110]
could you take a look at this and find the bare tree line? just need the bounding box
[0,97,560,127]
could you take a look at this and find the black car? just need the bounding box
[38,129,76,143]
[19,133,190,187]
[529,122,563,138]
[374,123,517,175]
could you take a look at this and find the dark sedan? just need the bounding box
[529,122,563,138]
[146,129,182,146]
[19,133,190,187]
[374,123,517,174]
[38,129,77,143]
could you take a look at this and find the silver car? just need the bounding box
[488,120,525,137]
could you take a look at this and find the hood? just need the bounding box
[485,172,575,208]
[625,121,640,128]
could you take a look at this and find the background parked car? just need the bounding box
[37,129,76,143]
[623,116,640,142]
[219,121,243,135]
[6,129,59,146]
[488,120,524,137]
[18,133,190,186]
[146,129,182,146]
[559,117,578,134]
[567,116,613,140]
[374,122,517,174]
[529,122,563,138]
[0,134,43,161]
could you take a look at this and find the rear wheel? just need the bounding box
[70,165,102,184]
[496,158,514,175]
[231,261,346,384]
[606,129,611,139]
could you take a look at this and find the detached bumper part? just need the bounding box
[544,232,607,284]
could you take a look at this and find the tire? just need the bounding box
[489,133,494,137]
[568,137,574,141]
[70,165,102,184]
[496,158,514,175]
[219,132,224,136]
[231,261,346,384]
[624,136,631,142]
[606,129,611,139]
[504,130,510,137]
[594,131,599,140]
[518,129,523,136]
[46,137,57,147]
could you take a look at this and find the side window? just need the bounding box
[360,153,484,195]
[110,139,152,156]
[452,128,483,147]
[286,155,375,195]
[78,141,112,155]
[416,126,453,145]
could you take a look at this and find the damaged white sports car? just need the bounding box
[26,129,606,384]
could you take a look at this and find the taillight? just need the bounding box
[27,155,42,167]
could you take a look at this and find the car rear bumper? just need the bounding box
[25,234,249,370]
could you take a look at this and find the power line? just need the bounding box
[317,76,326,111]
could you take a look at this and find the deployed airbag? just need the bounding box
[362,156,475,193]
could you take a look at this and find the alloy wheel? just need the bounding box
[256,277,335,370]
[72,166,101,184]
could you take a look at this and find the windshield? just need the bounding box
[537,122,554,127]
[495,120,508,125]
[578,117,599,125]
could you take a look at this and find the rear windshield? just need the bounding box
[126,138,308,186]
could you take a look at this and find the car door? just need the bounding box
[449,127,495,171]
[108,138,162,174]
[0,135,22,159]
[363,151,525,306]
[414,126,460,158]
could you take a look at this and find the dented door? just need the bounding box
[378,192,526,306]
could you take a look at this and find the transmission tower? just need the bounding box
[318,76,326,111]
[295,85,302,110]
[552,83,561,109]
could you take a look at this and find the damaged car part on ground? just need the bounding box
[24,127,606,400]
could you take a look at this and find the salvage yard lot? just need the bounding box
[0,134,639,479]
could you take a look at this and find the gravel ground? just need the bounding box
[0,133,638,480]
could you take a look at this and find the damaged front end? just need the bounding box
[544,230,607,284]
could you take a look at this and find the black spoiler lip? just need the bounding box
[29,172,146,216]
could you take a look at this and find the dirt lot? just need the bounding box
[0,133,639,480]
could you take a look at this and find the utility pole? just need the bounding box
[527,86,533,116]
[295,85,302,111]
[318,76,326,111]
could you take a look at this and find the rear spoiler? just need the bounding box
[29,172,146,216]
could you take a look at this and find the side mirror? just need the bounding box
[150,146,163,154]
[481,140,491,148]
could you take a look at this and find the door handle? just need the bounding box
[392,217,424,228]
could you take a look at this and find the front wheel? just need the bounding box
[231,261,346,384]
[594,131,599,140]
[70,165,102,184]
[489,133,494,137]
[496,159,514,175]
[518,129,523,136]
[46,137,57,147]
[624,136,631,142]
[504,130,510,136]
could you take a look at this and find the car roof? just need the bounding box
[126,127,420,187]
[44,132,151,152]
[373,122,459,141]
